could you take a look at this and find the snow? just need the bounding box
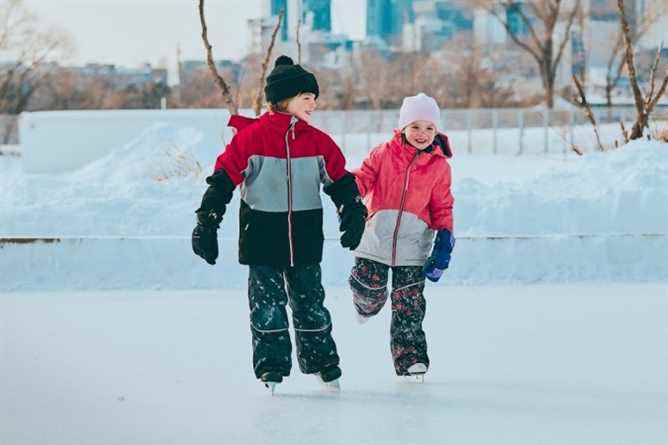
[3,115,668,443]
[3,284,668,445]
[2,123,667,290]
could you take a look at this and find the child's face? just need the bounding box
[403,120,437,150]
[286,93,317,123]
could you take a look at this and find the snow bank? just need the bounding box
[19,109,235,173]
[1,234,666,291]
[2,125,667,290]
[453,139,668,236]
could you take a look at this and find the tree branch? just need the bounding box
[296,14,302,64]
[618,0,645,118]
[197,0,238,115]
[572,73,605,151]
[552,0,581,79]
[646,42,663,104]
[489,4,542,63]
[254,8,284,116]
[647,72,668,113]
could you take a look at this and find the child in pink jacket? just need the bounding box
[350,93,455,379]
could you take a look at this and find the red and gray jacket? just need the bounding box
[353,132,454,267]
[212,111,352,267]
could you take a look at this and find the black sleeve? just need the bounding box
[195,169,236,225]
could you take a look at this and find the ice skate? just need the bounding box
[260,371,283,395]
[316,365,342,392]
[398,363,427,383]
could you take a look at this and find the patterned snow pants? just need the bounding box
[349,257,428,375]
[248,263,340,379]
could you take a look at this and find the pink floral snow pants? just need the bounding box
[349,257,428,375]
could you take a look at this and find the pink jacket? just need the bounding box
[353,132,454,266]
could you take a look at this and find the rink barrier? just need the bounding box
[1,233,666,291]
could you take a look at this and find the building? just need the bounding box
[367,0,414,46]
[402,1,473,52]
[251,0,339,65]
[303,0,331,32]
[77,63,168,89]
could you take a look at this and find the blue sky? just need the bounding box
[26,0,364,68]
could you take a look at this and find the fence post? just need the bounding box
[467,109,473,154]
[543,108,549,154]
[492,109,499,155]
[517,109,524,155]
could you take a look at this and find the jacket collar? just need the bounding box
[390,131,452,159]
[227,111,311,134]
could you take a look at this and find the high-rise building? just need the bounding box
[303,0,331,32]
[403,1,472,52]
[367,0,414,45]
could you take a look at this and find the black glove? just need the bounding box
[324,173,368,250]
[192,211,221,265]
[338,197,367,249]
[192,170,235,265]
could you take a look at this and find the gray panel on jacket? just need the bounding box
[241,155,324,212]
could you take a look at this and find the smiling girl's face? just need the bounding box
[403,120,437,150]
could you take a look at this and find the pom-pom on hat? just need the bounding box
[397,93,441,130]
[264,55,320,104]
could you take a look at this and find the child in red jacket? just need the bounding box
[192,56,367,391]
[350,93,455,379]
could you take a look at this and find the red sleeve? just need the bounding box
[213,133,250,186]
[352,144,384,197]
[319,132,347,184]
[429,162,454,232]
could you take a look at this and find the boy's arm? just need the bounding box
[196,133,250,224]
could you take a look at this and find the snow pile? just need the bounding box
[1,124,211,236]
[454,140,668,236]
[1,126,666,290]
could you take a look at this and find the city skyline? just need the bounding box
[24,0,365,68]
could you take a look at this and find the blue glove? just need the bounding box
[423,229,455,282]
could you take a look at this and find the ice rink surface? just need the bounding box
[3,284,668,445]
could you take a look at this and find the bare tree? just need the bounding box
[197,0,238,115]
[572,73,605,151]
[254,9,284,116]
[618,0,668,139]
[0,0,73,141]
[604,11,658,108]
[356,49,392,110]
[296,14,302,65]
[475,0,582,108]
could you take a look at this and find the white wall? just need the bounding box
[19,109,235,174]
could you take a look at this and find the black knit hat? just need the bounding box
[264,55,319,104]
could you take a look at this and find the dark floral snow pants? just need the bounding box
[349,257,428,375]
[248,263,340,379]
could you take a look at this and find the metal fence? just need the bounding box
[7,106,667,156]
[313,106,668,156]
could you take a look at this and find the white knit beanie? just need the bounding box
[397,93,441,130]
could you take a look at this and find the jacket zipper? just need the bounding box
[391,150,419,266]
[285,117,298,267]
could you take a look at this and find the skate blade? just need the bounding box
[398,374,425,384]
[318,378,341,392]
[264,382,278,395]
